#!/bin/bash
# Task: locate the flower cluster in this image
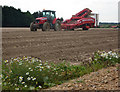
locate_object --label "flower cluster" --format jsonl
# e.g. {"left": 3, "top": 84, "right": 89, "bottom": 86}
{"left": 100, "top": 51, "right": 119, "bottom": 59}
{"left": 91, "top": 50, "right": 119, "bottom": 64}
{"left": 2, "top": 56, "right": 51, "bottom": 90}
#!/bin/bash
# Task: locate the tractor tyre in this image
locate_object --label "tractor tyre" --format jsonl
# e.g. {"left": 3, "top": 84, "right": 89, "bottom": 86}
{"left": 34, "top": 28, "right": 37, "bottom": 31}
{"left": 42, "top": 22, "right": 50, "bottom": 31}
{"left": 54, "top": 20, "right": 61, "bottom": 31}
{"left": 30, "top": 22, "right": 34, "bottom": 31}
{"left": 30, "top": 22, "right": 37, "bottom": 31}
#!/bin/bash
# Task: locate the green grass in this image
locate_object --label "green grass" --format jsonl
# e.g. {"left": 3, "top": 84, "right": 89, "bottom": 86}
{"left": 1, "top": 50, "right": 120, "bottom": 90}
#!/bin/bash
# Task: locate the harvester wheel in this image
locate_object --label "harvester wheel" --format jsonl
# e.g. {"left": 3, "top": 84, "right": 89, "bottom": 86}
{"left": 54, "top": 20, "right": 61, "bottom": 31}
{"left": 83, "top": 27, "right": 88, "bottom": 30}
{"left": 42, "top": 22, "right": 50, "bottom": 31}
{"left": 82, "top": 24, "right": 89, "bottom": 30}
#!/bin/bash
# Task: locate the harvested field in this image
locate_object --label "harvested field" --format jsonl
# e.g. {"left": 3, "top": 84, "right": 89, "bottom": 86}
{"left": 2, "top": 28, "right": 118, "bottom": 63}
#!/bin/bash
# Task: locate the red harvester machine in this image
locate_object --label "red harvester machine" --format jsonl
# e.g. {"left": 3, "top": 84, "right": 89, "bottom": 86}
{"left": 61, "top": 8, "right": 95, "bottom": 30}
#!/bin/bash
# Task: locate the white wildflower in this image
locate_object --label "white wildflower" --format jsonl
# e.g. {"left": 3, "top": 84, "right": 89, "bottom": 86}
{"left": 40, "top": 69, "right": 42, "bottom": 71}
{"left": 9, "top": 70, "right": 12, "bottom": 73}
{"left": 14, "top": 58, "right": 17, "bottom": 61}
{"left": 10, "top": 60, "right": 13, "bottom": 64}
{"left": 26, "top": 72, "right": 29, "bottom": 75}
{"left": 47, "top": 66, "right": 50, "bottom": 68}
{"left": 5, "top": 60, "right": 8, "bottom": 63}
{"left": 19, "top": 63, "right": 22, "bottom": 65}
{"left": 106, "top": 56, "right": 108, "bottom": 59}
{"left": 108, "top": 51, "right": 112, "bottom": 55}
{"left": 39, "top": 63, "right": 42, "bottom": 66}
{"left": 32, "top": 59, "right": 36, "bottom": 63}
{"left": 39, "top": 60, "right": 42, "bottom": 62}
{"left": 19, "top": 76, "right": 23, "bottom": 79}
{"left": 27, "top": 77, "right": 31, "bottom": 80}
{"left": 15, "top": 84, "right": 17, "bottom": 86}
{"left": 25, "top": 85, "right": 27, "bottom": 87}
{"left": 32, "top": 78, "right": 36, "bottom": 81}
{"left": 0, "top": 74, "right": 2, "bottom": 80}
{"left": 19, "top": 76, "right": 23, "bottom": 82}
{"left": 39, "top": 85, "right": 42, "bottom": 88}
{"left": 111, "top": 52, "right": 116, "bottom": 57}
{"left": 22, "top": 82, "right": 25, "bottom": 84}
{"left": 116, "top": 55, "right": 119, "bottom": 59}
{"left": 15, "top": 88, "right": 19, "bottom": 90}
{"left": 89, "top": 57, "right": 92, "bottom": 61}
{"left": 56, "top": 72, "right": 58, "bottom": 75}
{"left": 101, "top": 53, "right": 106, "bottom": 57}
{"left": 95, "top": 59, "right": 97, "bottom": 61}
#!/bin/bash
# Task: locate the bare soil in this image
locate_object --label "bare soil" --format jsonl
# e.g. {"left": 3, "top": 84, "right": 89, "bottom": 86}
{"left": 2, "top": 28, "right": 118, "bottom": 64}
{"left": 47, "top": 64, "right": 120, "bottom": 90}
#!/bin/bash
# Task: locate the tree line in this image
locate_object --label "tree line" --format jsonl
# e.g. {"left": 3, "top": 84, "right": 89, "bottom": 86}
{"left": 2, "top": 6, "right": 40, "bottom": 27}
{"left": 99, "top": 22, "right": 118, "bottom": 28}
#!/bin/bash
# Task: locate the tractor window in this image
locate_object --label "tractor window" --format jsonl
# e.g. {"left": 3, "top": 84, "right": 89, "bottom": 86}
{"left": 43, "top": 12, "right": 46, "bottom": 17}
{"left": 43, "top": 11, "right": 51, "bottom": 17}
{"left": 42, "top": 11, "right": 56, "bottom": 19}
{"left": 46, "top": 12, "right": 50, "bottom": 16}
{"left": 51, "top": 12, "right": 56, "bottom": 18}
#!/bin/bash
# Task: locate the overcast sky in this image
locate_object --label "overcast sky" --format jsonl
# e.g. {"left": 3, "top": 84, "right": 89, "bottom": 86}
{"left": 0, "top": 0, "right": 119, "bottom": 22}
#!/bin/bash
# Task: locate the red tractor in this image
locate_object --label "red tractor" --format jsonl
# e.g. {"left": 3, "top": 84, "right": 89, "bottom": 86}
{"left": 61, "top": 8, "right": 95, "bottom": 30}
{"left": 30, "top": 10, "right": 61, "bottom": 31}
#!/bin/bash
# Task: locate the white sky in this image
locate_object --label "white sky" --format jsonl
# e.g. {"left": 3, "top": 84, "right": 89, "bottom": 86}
{"left": 0, "top": 0, "right": 119, "bottom": 22}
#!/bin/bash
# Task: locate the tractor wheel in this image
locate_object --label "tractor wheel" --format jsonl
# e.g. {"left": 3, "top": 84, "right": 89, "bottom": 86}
{"left": 42, "top": 22, "right": 50, "bottom": 31}
{"left": 35, "top": 28, "right": 37, "bottom": 31}
{"left": 54, "top": 20, "right": 61, "bottom": 31}
{"left": 30, "top": 22, "right": 34, "bottom": 31}
{"left": 30, "top": 22, "right": 37, "bottom": 31}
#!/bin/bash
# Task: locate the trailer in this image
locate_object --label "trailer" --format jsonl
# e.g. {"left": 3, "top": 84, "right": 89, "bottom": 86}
{"left": 61, "top": 8, "right": 96, "bottom": 30}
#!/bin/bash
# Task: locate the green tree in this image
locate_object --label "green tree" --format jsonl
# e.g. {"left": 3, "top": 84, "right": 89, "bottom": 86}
{"left": 2, "top": 6, "right": 34, "bottom": 27}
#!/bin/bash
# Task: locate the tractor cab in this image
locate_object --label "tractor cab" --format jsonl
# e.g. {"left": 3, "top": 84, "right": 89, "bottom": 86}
{"left": 41, "top": 10, "right": 56, "bottom": 22}
{"left": 42, "top": 10, "right": 56, "bottom": 18}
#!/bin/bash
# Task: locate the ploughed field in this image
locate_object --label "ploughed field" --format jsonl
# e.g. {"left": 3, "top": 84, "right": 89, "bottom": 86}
{"left": 2, "top": 28, "right": 118, "bottom": 63}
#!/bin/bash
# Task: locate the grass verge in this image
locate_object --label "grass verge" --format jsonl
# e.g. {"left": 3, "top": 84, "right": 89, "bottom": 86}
{"left": 2, "top": 50, "right": 120, "bottom": 90}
